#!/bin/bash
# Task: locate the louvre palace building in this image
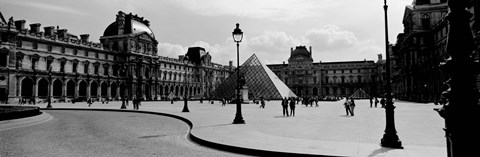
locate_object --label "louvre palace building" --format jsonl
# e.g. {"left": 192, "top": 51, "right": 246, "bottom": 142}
{"left": 267, "top": 46, "right": 383, "bottom": 99}
{"left": 0, "top": 11, "right": 233, "bottom": 104}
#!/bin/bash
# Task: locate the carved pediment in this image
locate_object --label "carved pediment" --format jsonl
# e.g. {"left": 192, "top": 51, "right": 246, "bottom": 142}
{"left": 133, "top": 32, "right": 156, "bottom": 43}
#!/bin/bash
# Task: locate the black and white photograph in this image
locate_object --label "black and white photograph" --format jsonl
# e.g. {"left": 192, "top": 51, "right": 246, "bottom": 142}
{"left": 1, "top": 0, "right": 478, "bottom": 156}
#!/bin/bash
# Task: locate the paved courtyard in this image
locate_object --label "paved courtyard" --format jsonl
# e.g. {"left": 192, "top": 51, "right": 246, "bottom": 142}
{"left": 4, "top": 99, "right": 446, "bottom": 157}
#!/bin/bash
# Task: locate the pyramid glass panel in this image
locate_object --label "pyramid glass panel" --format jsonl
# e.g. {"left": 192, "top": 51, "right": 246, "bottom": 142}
{"left": 211, "top": 54, "right": 297, "bottom": 100}
{"left": 349, "top": 88, "right": 371, "bottom": 99}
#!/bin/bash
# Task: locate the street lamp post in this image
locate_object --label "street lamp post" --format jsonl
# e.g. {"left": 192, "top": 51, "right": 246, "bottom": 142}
{"left": 232, "top": 23, "right": 245, "bottom": 124}
{"left": 46, "top": 67, "right": 52, "bottom": 108}
{"left": 182, "top": 56, "right": 190, "bottom": 112}
{"left": 380, "top": 0, "right": 402, "bottom": 149}
{"left": 436, "top": 1, "right": 480, "bottom": 156}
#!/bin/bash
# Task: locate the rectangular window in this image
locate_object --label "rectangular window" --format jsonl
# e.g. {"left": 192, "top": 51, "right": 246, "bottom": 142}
{"left": 46, "top": 60, "right": 52, "bottom": 71}
{"left": 61, "top": 47, "right": 65, "bottom": 53}
{"left": 84, "top": 64, "right": 88, "bottom": 74}
{"left": 95, "top": 52, "right": 99, "bottom": 58}
{"left": 0, "top": 54, "right": 7, "bottom": 67}
{"left": 60, "top": 62, "right": 65, "bottom": 73}
{"left": 103, "top": 65, "right": 109, "bottom": 75}
{"left": 113, "top": 66, "right": 118, "bottom": 76}
{"left": 31, "top": 58, "right": 37, "bottom": 70}
{"left": 73, "top": 62, "right": 78, "bottom": 73}
{"left": 47, "top": 45, "right": 52, "bottom": 52}
{"left": 73, "top": 49, "right": 77, "bottom": 55}
{"left": 33, "top": 42, "right": 38, "bottom": 49}
{"left": 94, "top": 66, "right": 99, "bottom": 74}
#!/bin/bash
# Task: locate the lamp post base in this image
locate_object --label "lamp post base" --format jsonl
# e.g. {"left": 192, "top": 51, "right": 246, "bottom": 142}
{"left": 381, "top": 133, "right": 403, "bottom": 149}
{"left": 182, "top": 99, "right": 189, "bottom": 112}
{"left": 232, "top": 117, "right": 245, "bottom": 124}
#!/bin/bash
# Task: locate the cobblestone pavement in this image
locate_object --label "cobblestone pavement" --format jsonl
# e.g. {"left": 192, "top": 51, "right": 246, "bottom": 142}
{"left": 4, "top": 99, "right": 446, "bottom": 157}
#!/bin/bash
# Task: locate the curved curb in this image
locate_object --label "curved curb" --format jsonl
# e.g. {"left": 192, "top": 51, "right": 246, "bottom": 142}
{"left": 41, "top": 108, "right": 341, "bottom": 157}
{"left": 0, "top": 111, "right": 53, "bottom": 131}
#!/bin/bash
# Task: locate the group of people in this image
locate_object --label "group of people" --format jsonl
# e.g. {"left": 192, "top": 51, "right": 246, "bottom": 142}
{"left": 369, "top": 97, "right": 386, "bottom": 108}
{"left": 281, "top": 97, "right": 296, "bottom": 117}
{"left": 120, "top": 97, "right": 141, "bottom": 110}
{"left": 343, "top": 97, "right": 356, "bottom": 116}
{"left": 18, "top": 97, "right": 36, "bottom": 105}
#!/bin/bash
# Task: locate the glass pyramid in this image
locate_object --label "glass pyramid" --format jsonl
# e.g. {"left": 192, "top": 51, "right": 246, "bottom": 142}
{"left": 211, "top": 54, "right": 297, "bottom": 100}
{"left": 349, "top": 88, "right": 371, "bottom": 99}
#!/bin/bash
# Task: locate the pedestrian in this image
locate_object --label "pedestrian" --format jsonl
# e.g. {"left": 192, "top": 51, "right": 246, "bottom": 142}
{"left": 315, "top": 97, "right": 319, "bottom": 107}
{"left": 282, "top": 97, "right": 289, "bottom": 116}
{"left": 344, "top": 97, "right": 352, "bottom": 116}
{"left": 222, "top": 98, "right": 226, "bottom": 106}
{"left": 132, "top": 97, "right": 137, "bottom": 110}
{"left": 18, "top": 97, "right": 23, "bottom": 105}
{"left": 137, "top": 98, "right": 141, "bottom": 110}
{"left": 374, "top": 97, "right": 379, "bottom": 107}
{"left": 350, "top": 98, "right": 356, "bottom": 116}
{"left": 289, "top": 97, "right": 296, "bottom": 117}
{"left": 87, "top": 97, "right": 92, "bottom": 107}
{"left": 370, "top": 97, "right": 373, "bottom": 108}
{"left": 260, "top": 97, "right": 265, "bottom": 108}
{"left": 200, "top": 97, "right": 203, "bottom": 103}
{"left": 380, "top": 98, "right": 386, "bottom": 108}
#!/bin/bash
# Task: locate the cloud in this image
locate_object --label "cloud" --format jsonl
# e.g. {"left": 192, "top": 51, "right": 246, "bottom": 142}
{"left": 304, "top": 25, "right": 358, "bottom": 51}
{"left": 170, "top": 0, "right": 339, "bottom": 21}
{"left": 247, "top": 31, "right": 299, "bottom": 53}
{"left": 2, "top": 1, "right": 88, "bottom": 16}
{"left": 157, "top": 43, "right": 186, "bottom": 58}
{"left": 158, "top": 25, "right": 381, "bottom": 65}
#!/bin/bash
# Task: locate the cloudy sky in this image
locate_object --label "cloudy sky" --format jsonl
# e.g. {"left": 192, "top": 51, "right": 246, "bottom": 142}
{"left": 1, "top": 0, "right": 412, "bottom": 65}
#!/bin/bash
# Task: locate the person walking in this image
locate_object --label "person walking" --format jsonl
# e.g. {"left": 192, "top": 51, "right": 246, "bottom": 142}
{"left": 343, "top": 97, "right": 352, "bottom": 116}
{"left": 87, "top": 97, "right": 93, "bottom": 107}
{"left": 369, "top": 97, "right": 373, "bottom": 108}
{"left": 282, "top": 97, "right": 289, "bottom": 116}
{"left": 136, "top": 98, "right": 141, "bottom": 110}
{"left": 222, "top": 98, "right": 226, "bottom": 106}
{"left": 374, "top": 97, "right": 379, "bottom": 108}
{"left": 260, "top": 97, "right": 265, "bottom": 108}
{"left": 350, "top": 98, "right": 356, "bottom": 116}
{"left": 289, "top": 97, "right": 296, "bottom": 117}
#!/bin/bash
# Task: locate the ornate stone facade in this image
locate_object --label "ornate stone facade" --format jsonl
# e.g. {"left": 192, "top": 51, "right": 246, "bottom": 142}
{"left": 392, "top": 0, "right": 479, "bottom": 102}
{"left": 0, "top": 11, "right": 232, "bottom": 104}
{"left": 267, "top": 46, "right": 381, "bottom": 98}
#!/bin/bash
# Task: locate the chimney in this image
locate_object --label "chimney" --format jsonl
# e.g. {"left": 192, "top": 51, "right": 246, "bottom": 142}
{"left": 14, "top": 20, "right": 26, "bottom": 30}
{"left": 29, "top": 23, "right": 41, "bottom": 33}
{"left": 57, "top": 29, "right": 68, "bottom": 39}
{"left": 80, "top": 34, "right": 90, "bottom": 42}
{"left": 229, "top": 61, "right": 233, "bottom": 70}
{"left": 44, "top": 26, "right": 55, "bottom": 36}
{"left": 378, "top": 54, "right": 383, "bottom": 61}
